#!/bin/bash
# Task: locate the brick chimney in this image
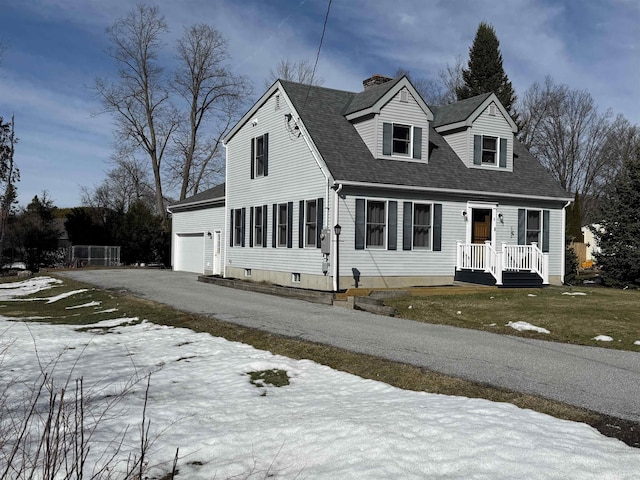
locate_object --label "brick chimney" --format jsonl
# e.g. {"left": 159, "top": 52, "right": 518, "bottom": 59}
{"left": 363, "top": 74, "right": 393, "bottom": 90}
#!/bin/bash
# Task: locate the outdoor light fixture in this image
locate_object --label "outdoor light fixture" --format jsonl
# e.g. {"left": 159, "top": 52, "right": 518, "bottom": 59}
{"left": 334, "top": 224, "right": 342, "bottom": 236}
{"left": 207, "top": 231, "right": 212, "bottom": 238}
{"left": 498, "top": 213, "right": 504, "bottom": 223}
{"left": 461, "top": 211, "right": 468, "bottom": 220}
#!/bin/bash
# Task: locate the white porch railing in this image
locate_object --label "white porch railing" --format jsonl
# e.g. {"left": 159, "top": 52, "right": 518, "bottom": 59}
{"left": 456, "top": 241, "right": 549, "bottom": 285}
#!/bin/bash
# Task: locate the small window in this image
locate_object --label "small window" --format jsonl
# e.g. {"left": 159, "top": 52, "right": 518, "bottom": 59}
{"left": 292, "top": 272, "right": 301, "bottom": 283}
{"left": 278, "top": 203, "right": 288, "bottom": 247}
{"left": 305, "top": 200, "right": 317, "bottom": 247}
{"left": 392, "top": 124, "right": 411, "bottom": 156}
{"left": 233, "top": 209, "right": 243, "bottom": 246}
{"left": 254, "top": 135, "right": 265, "bottom": 176}
{"left": 400, "top": 89, "right": 409, "bottom": 103}
{"left": 275, "top": 94, "right": 280, "bottom": 110}
{"left": 489, "top": 104, "right": 497, "bottom": 116}
{"left": 244, "top": 268, "right": 252, "bottom": 277}
{"left": 254, "top": 206, "right": 263, "bottom": 247}
{"left": 526, "top": 210, "right": 541, "bottom": 245}
{"left": 482, "top": 136, "right": 497, "bottom": 164}
{"left": 366, "top": 200, "right": 386, "bottom": 248}
{"left": 413, "top": 203, "right": 432, "bottom": 249}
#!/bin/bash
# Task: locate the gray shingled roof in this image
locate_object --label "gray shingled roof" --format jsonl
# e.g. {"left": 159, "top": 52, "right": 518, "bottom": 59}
{"left": 431, "top": 93, "right": 492, "bottom": 128}
{"left": 169, "top": 183, "right": 225, "bottom": 209}
{"left": 280, "top": 81, "right": 569, "bottom": 200}
{"left": 342, "top": 76, "right": 403, "bottom": 115}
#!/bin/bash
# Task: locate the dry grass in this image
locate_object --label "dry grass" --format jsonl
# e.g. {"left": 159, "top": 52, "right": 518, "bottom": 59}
{"left": 1, "top": 274, "right": 638, "bottom": 448}
{"left": 384, "top": 286, "right": 640, "bottom": 351}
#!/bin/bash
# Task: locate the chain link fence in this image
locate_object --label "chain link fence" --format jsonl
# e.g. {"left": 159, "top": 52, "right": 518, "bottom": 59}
{"left": 68, "top": 245, "right": 121, "bottom": 267}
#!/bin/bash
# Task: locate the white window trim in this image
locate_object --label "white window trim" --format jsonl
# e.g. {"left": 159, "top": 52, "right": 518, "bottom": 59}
{"left": 253, "top": 134, "right": 265, "bottom": 177}
{"left": 304, "top": 199, "right": 317, "bottom": 248}
{"left": 412, "top": 202, "right": 433, "bottom": 250}
{"left": 233, "top": 209, "right": 243, "bottom": 247}
{"left": 253, "top": 206, "right": 263, "bottom": 247}
{"left": 366, "top": 199, "right": 387, "bottom": 249}
{"left": 391, "top": 123, "right": 413, "bottom": 158}
{"left": 526, "top": 209, "right": 543, "bottom": 246}
{"left": 481, "top": 135, "right": 498, "bottom": 165}
{"left": 277, "top": 203, "right": 288, "bottom": 248}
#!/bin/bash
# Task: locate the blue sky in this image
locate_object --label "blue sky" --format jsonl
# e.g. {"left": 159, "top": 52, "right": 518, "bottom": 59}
{"left": 1, "top": 0, "right": 638, "bottom": 208}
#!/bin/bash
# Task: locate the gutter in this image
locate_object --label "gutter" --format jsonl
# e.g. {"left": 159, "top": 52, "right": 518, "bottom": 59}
{"left": 332, "top": 183, "right": 343, "bottom": 292}
{"left": 560, "top": 199, "right": 572, "bottom": 283}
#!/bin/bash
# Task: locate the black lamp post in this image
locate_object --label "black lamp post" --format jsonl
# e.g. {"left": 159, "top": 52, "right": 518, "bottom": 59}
{"left": 334, "top": 224, "right": 341, "bottom": 292}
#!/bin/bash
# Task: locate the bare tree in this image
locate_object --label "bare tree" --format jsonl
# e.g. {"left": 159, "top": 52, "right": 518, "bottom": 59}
{"left": 264, "top": 58, "right": 324, "bottom": 89}
{"left": 172, "top": 24, "right": 252, "bottom": 200}
{"left": 517, "top": 76, "right": 617, "bottom": 218}
{"left": 0, "top": 115, "right": 18, "bottom": 263}
{"left": 82, "top": 150, "right": 155, "bottom": 212}
{"left": 395, "top": 57, "right": 463, "bottom": 106}
{"left": 94, "top": 4, "right": 178, "bottom": 223}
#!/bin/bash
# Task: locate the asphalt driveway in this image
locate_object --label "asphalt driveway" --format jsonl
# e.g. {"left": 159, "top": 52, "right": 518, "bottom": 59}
{"left": 57, "top": 269, "right": 640, "bottom": 423}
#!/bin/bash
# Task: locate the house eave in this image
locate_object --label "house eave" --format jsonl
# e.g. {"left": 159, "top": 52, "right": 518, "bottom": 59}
{"left": 167, "top": 197, "right": 225, "bottom": 213}
{"left": 333, "top": 180, "right": 573, "bottom": 203}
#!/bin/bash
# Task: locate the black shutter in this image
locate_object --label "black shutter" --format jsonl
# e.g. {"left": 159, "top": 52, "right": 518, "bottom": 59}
{"left": 299, "top": 200, "right": 304, "bottom": 248}
{"left": 241, "top": 207, "right": 246, "bottom": 247}
{"left": 518, "top": 209, "right": 526, "bottom": 245}
{"left": 249, "top": 207, "right": 254, "bottom": 247}
{"left": 316, "top": 197, "right": 324, "bottom": 248}
{"left": 388, "top": 201, "right": 397, "bottom": 250}
{"left": 250, "top": 138, "right": 255, "bottom": 179}
{"left": 355, "top": 199, "right": 365, "bottom": 250}
{"left": 542, "top": 210, "right": 550, "bottom": 253}
{"left": 287, "top": 201, "right": 293, "bottom": 248}
{"left": 499, "top": 137, "right": 507, "bottom": 168}
{"left": 413, "top": 127, "right": 422, "bottom": 160}
{"left": 433, "top": 203, "right": 442, "bottom": 251}
{"left": 229, "top": 209, "right": 234, "bottom": 247}
{"left": 473, "top": 135, "right": 482, "bottom": 165}
{"left": 262, "top": 205, "right": 268, "bottom": 248}
{"left": 403, "top": 202, "right": 412, "bottom": 250}
{"left": 263, "top": 133, "right": 269, "bottom": 176}
{"left": 383, "top": 123, "right": 392, "bottom": 156}
{"left": 272, "top": 204, "right": 277, "bottom": 247}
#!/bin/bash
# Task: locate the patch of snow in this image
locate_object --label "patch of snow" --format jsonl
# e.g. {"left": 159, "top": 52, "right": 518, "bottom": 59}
{"left": 45, "top": 289, "right": 89, "bottom": 304}
{"left": 66, "top": 301, "right": 101, "bottom": 310}
{"left": 506, "top": 321, "right": 550, "bottom": 334}
{"left": 562, "top": 292, "right": 587, "bottom": 296}
{"left": 94, "top": 308, "right": 119, "bottom": 314}
{"left": 0, "top": 276, "right": 62, "bottom": 298}
{"left": 634, "top": 341, "right": 640, "bottom": 346}
{"left": 593, "top": 335, "right": 614, "bottom": 342}
{"left": 456, "top": 310, "right": 462, "bottom": 315}
{"left": 527, "top": 294, "right": 537, "bottom": 297}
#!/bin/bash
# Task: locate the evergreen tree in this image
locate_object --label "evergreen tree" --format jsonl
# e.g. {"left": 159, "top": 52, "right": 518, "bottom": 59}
{"left": 457, "top": 22, "right": 517, "bottom": 115}
{"left": 14, "top": 193, "right": 61, "bottom": 270}
{"left": 592, "top": 146, "right": 640, "bottom": 287}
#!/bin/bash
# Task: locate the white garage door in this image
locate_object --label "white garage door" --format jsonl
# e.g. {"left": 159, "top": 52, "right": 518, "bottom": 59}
{"left": 175, "top": 233, "right": 204, "bottom": 273}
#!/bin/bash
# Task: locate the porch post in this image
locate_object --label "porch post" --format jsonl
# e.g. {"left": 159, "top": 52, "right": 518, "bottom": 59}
{"left": 456, "top": 240, "right": 462, "bottom": 271}
{"left": 484, "top": 240, "right": 491, "bottom": 273}
{"left": 542, "top": 254, "right": 549, "bottom": 284}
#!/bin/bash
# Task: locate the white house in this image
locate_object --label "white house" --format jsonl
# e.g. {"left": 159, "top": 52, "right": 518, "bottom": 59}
{"left": 168, "top": 75, "right": 572, "bottom": 290}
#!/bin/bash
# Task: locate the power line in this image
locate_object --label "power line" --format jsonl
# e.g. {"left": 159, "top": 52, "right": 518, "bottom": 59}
{"left": 300, "top": 0, "right": 332, "bottom": 115}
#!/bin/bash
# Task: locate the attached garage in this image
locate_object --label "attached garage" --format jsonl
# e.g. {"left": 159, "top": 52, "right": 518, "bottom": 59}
{"left": 168, "top": 184, "right": 226, "bottom": 276}
{"left": 174, "top": 233, "right": 205, "bottom": 273}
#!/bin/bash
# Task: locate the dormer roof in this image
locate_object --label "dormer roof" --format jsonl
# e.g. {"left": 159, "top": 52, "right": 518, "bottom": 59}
{"left": 432, "top": 92, "right": 517, "bottom": 134}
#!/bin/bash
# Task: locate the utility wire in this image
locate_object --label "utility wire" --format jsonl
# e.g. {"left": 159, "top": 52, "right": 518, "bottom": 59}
{"left": 300, "top": 0, "right": 332, "bottom": 116}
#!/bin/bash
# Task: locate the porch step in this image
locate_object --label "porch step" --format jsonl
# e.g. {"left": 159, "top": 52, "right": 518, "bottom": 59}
{"left": 454, "top": 270, "right": 496, "bottom": 286}
{"left": 500, "top": 271, "right": 544, "bottom": 288}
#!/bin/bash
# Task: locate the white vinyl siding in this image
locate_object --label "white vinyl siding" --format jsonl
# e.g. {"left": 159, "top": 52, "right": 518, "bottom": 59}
{"left": 469, "top": 104, "right": 513, "bottom": 171}
{"left": 378, "top": 89, "right": 429, "bottom": 160}
{"left": 352, "top": 116, "right": 376, "bottom": 156}
{"left": 171, "top": 205, "right": 225, "bottom": 275}
{"left": 225, "top": 90, "right": 329, "bottom": 276}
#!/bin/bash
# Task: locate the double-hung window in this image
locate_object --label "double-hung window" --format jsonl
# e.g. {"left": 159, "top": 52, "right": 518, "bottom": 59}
{"left": 366, "top": 200, "right": 386, "bottom": 248}
{"left": 482, "top": 136, "right": 497, "bottom": 164}
{"left": 392, "top": 124, "right": 411, "bottom": 156}
{"left": 305, "top": 200, "right": 317, "bottom": 247}
{"left": 233, "top": 209, "right": 243, "bottom": 246}
{"left": 253, "top": 206, "right": 263, "bottom": 247}
{"left": 251, "top": 133, "right": 268, "bottom": 178}
{"left": 277, "top": 203, "right": 288, "bottom": 247}
{"left": 413, "top": 203, "right": 432, "bottom": 249}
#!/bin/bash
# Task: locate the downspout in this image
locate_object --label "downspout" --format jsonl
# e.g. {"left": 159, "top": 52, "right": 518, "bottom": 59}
{"left": 560, "top": 200, "right": 572, "bottom": 284}
{"left": 332, "top": 183, "right": 343, "bottom": 292}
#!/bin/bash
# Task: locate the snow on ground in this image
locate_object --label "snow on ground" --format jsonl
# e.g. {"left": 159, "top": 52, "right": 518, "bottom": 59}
{"left": 0, "top": 276, "right": 61, "bottom": 298}
{"left": 506, "top": 321, "right": 550, "bottom": 334}
{"left": 594, "top": 335, "right": 614, "bottom": 342}
{"left": 562, "top": 292, "right": 588, "bottom": 296}
{"left": 66, "top": 300, "right": 102, "bottom": 310}
{"left": 635, "top": 341, "right": 640, "bottom": 346}
{"left": 1, "top": 278, "right": 639, "bottom": 479}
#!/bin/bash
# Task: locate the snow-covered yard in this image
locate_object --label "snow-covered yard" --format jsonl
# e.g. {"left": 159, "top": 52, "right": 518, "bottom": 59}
{"left": 1, "top": 277, "right": 639, "bottom": 479}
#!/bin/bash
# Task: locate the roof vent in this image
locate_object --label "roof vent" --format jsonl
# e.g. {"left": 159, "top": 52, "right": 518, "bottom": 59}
{"left": 363, "top": 74, "right": 393, "bottom": 90}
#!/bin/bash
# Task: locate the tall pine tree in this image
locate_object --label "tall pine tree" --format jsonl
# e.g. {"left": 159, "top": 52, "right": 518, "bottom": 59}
{"left": 457, "top": 22, "right": 517, "bottom": 115}
{"left": 592, "top": 145, "right": 640, "bottom": 288}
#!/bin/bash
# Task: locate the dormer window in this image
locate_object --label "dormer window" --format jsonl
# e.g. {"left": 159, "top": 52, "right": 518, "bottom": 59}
{"left": 482, "top": 136, "right": 497, "bottom": 164}
{"left": 382, "top": 122, "right": 423, "bottom": 160}
{"left": 393, "top": 124, "right": 411, "bottom": 156}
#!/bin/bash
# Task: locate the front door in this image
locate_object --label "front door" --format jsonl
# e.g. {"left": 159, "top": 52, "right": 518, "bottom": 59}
{"left": 213, "top": 231, "right": 222, "bottom": 276}
{"left": 471, "top": 208, "right": 492, "bottom": 244}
